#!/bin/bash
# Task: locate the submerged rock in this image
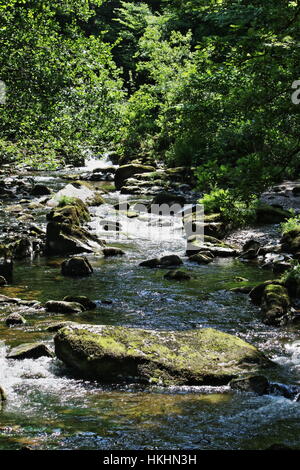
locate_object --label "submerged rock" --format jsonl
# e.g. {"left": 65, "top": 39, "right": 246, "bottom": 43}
{"left": 45, "top": 300, "right": 84, "bottom": 314}
{"left": 5, "top": 313, "right": 26, "bottom": 326}
{"left": 7, "top": 343, "right": 53, "bottom": 360}
{"left": 164, "top": 270, "right": 191, "bottom": 281}
{"left": 139, "top": 255, "right": 183, "bottom": 268}
{"left": 54, "top": 325, "right": 270, "bottom": 385}
{"left": 61, "top": 257, "right": 93, "bottom": 277}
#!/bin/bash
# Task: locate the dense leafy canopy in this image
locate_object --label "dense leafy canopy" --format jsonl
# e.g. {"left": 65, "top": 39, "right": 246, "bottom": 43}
{"left": 0, "top": 0, "right": 299, "bottom": 204}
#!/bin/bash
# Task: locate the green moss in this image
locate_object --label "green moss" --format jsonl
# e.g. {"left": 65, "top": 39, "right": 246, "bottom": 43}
{"left": 55, "top": 325, "right": 271, "bottom": 386}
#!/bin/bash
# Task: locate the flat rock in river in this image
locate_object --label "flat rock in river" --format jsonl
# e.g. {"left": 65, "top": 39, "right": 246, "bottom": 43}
{"left": 54, "top": 325, "right": 271, "bottom": 386}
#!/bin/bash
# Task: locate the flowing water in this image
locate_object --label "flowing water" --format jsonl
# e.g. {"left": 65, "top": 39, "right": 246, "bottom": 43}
{"left": 0, "top": 158, "right": 299, "bottom": 450}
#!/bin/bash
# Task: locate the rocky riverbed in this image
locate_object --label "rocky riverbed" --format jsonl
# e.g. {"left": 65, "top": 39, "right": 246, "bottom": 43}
{"left": 0, "top": 156, "right": 300, "bottom": 450}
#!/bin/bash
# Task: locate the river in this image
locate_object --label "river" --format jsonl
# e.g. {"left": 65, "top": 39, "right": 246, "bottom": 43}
{"left": 0, "top": 158, "right": 299, "bottom": 450}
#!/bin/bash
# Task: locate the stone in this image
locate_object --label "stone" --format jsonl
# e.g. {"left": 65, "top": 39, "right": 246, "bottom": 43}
{"left": 61, "top": 257, "right": 93, "bottom": 277}
{"left": 229, "top": 375, "right": 269, "bottom": 395}
{"left": 164, "top": 270, "right": 191, "bottom": 281}
{"left": 54, "top": 325, "right": 270, "bottom": 385}
{"left": 31, "top": 184, "right": 52, "bottom": 196}
{"left": 261, "top": 284, "right": 290, "bottom": 325}
{"left": 0, "top": 276, "right": 7, "bottom": 286}
{"left": 115, "top": 164, "right": 156, "bottom": 190}
{"left": 45, "top": 222, "right": 104, "bottom": 255}
{"left": 45, "top": 300, "right": 84, "bottom": 314}
{"left": 63, "top": 296, "right": 97, "bottom": 311}
{"left": 139, "top": 258, "right": 160, "bottom": 268}
{"left": 47, "top": 198, "right": 90, "bottom": 226}
{"left": 159, "top": 255, "right": 183, "bottom": 267}
{"left": 188, "top": 253, "right": 213, "bottom": 264}
{"left": 7, "top": 343, "right": 53, "bottom": 360}
{"left": 5, "top": 313, "right": 26, "bottom": 326}
{"left": 249, "top": 280, "right": 283, "bottom": 305}
{"left": 48, "top": 182, "right": 104, "bottom": 208}
{"left": 102, "top": 248, "right": 125, "bottom": 257}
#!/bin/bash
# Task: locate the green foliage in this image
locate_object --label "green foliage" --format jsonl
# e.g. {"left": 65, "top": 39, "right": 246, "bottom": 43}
{"left": 57, "top": 196, "right": 78, "bottom": 208}
{"left": 281, "top": 216, "right": 300, "bottom": 234}
{"left": 281, "top": 262, "right": 300, "bottom": 284}
{"left": 199, "top": 188, "right": 258, "bottom": 227}
{"left": 0, "top": 0, "right": 124, "bottom": 167}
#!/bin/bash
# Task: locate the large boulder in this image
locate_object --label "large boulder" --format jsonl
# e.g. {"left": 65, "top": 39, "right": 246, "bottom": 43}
{"left": 54, "top": 325, "right": 271, "bottom": 385}
{"left": 47, "top": 198, "right": 90, "bottom": 226}
{"left": 48, "top": 182, "right": 105, "bottom": 208}
{"left": 45, "top": 222, "right": 104, "bottom": 255}
{"left": 114, "top": 164, "right": 155, "bottom": 190}
{"left": 61, "top": 257, "right": 93, "bottom": 277}
{"left": 6, "top": 343, "right": 53, "bottom": 360}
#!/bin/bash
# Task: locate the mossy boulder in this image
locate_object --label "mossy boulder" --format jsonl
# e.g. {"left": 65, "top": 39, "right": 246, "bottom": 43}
{"left": 47, "top": 198, "right": 90, "bottom": 226}
{"left": 255, "top": 204, "right": 290, "bottom": 224}
{"left": 54, "top": 325, "right": 271, "bottom": 385}
{"left": 6, "top": 343, "right": 53, "bottom": 360}
{"left": 45, "top": 222, "right": 104, "bottom": 255}
{"left": 114, "top": 164, "right": 156, "bottom": 190}
{"left": 261, "top": 284, "right": 290, "bottom": 325}
{"left": 281, "top": 228, "right": 300, "bottom": 253}
{"left": 249, "top": 280, "right": 283, "bottom": 305}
